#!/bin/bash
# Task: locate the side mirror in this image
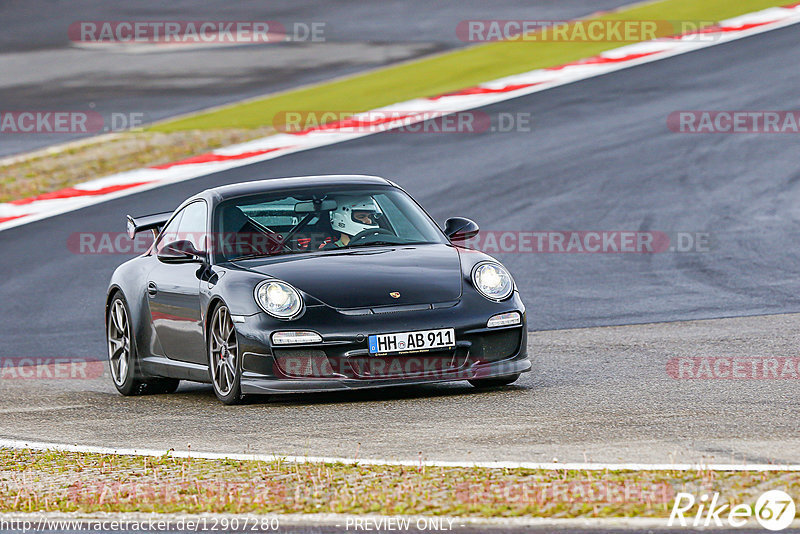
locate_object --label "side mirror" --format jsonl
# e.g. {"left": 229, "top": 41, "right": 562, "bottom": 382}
{"left": 157, "top": 240, "right": 204, "bottom": 263}
{"left": 444, "top": 217, "right": 480, "bottom": 242}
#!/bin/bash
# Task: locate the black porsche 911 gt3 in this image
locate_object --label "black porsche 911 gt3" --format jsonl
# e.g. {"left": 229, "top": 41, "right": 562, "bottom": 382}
{"left": 106, "top": 175, "right": 529, "bottom": 404}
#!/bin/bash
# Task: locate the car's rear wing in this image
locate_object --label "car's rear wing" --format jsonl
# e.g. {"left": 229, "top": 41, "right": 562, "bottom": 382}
{"left": 126, "top": 212, "right": 172, "bottom": 239}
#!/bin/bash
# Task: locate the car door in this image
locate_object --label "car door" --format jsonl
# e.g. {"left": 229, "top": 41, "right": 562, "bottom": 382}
{"left": 148, "top": 201, "right": 209, "bottom": 364}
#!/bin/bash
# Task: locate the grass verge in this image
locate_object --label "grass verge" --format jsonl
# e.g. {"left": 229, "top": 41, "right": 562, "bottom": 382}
{"left": 0, "top": 0, "right": 790, "bottom": 202}
{"left": 1, "top": 448, "right": 798, "bottom": 517}
{"left": 0, "top": 128, "right": 273, "bottom": 203}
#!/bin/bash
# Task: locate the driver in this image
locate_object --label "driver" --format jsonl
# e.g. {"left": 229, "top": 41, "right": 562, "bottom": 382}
{"left": 320, "top": 195, "right": 383, "bottom": 249}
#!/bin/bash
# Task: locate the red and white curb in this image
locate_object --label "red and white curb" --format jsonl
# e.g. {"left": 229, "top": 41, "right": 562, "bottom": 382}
{"left": 2, "top": 3, "right": 799, "bottom": 232}
{"left": 2, "top": 438, "right": 800, "bottom": 471}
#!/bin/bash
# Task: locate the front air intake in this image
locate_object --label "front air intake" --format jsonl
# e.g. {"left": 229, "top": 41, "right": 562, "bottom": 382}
{"left": 273, "top": 349, "right": 335, "bottom": 378}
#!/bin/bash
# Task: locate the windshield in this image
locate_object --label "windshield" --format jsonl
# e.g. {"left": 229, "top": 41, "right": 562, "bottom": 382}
{"left": 212, "top": 186, "right": 447, "bottom": 261}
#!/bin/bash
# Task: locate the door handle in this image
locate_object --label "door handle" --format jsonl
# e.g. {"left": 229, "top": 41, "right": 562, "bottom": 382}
{"left": 147, "top": 281, "right": 158, "bottom": 297}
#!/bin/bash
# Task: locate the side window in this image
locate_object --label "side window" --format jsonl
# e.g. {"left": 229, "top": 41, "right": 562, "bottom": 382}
{"left": 155, "top": 209, "right": 184, "bottom": 254}
{"left": 177, "top": 201, "right": 208, "bottom": 253}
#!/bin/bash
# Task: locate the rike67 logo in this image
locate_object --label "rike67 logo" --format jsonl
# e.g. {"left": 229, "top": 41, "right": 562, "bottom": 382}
{"left": 669, "top": 490, "right": 796, "bottom": 531}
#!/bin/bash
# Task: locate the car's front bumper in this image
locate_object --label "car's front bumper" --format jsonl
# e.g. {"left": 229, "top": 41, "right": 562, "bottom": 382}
{"left": 240, "top": 357, "right": 530, "bottom": 394}
{"left": 233, "top": 292, "right": 529, "bottom": 394}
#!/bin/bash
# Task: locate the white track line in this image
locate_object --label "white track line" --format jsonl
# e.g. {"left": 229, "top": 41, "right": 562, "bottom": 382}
{"left": 1, "top": 438, "right": 798, "bottom": 471}
{"left": 2, "top": 4, "right": 800, "bottom": 232}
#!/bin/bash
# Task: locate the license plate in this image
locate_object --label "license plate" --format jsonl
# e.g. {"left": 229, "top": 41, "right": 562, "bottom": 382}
{"left": 368, "top": 328, "right": 455, "bottom": 355}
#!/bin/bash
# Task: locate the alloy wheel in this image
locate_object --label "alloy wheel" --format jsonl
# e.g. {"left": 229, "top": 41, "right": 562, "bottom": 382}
{"left": 210, "top": 305, "right": 238, "bottom": 397}
{"left": 107, "top": 299, "right": 131, "bottom": 386}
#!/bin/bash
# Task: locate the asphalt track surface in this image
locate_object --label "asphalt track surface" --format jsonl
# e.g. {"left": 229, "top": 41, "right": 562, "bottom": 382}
{"left": 0, "top": 0, "right": 635, "bottom": 156}
{"left": 1, "top": 26, "right": 799, "bottom": 463}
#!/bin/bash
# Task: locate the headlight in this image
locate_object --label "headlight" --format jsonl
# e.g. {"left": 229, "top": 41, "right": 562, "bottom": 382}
{"left": 472, "top": 262, "right": 514, "bottom": 301}
{"left": 255, "top": 280, "right": 303, "bottom": 319}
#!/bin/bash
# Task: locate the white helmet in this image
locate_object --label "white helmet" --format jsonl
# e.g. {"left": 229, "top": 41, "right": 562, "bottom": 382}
{"left": 329, "top": 195, "right": 382, "bottom": 237}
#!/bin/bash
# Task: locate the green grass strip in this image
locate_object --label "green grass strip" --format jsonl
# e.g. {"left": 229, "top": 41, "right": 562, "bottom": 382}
{"left": 2, "top": 448, "right": 797, "bottom": 517}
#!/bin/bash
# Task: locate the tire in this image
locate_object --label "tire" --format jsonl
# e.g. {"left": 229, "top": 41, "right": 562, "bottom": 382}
{"left": 107, "top": 293, "right": 180, "bottom": 396}
{"left": 468, "top": 373, "right": 521, "bottom": 388}
{"left": 107, "top": 293, "right": 147, "bottom": 395}
{"left": 208, "top": 304, "right": 244, "bottom": 405}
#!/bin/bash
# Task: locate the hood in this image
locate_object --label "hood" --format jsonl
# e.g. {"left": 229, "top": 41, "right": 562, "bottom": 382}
{"left": 236, "top": 244, "right": 462, "bottom": 309}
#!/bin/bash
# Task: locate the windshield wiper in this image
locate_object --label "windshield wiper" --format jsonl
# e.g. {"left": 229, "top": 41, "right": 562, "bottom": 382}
{"left": 228, "top": 252, "right": 272, "bottom": 261}
{"left": 344, "top": 240, "right": 405, "bottom": 249}
{"left": 231, "top": 248, "right": 314, "bottom": 261}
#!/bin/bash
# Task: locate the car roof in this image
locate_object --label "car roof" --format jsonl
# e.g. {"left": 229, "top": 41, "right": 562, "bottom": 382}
{"left": 194, "top": 174, "right": 394, "bottom": 203}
